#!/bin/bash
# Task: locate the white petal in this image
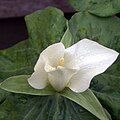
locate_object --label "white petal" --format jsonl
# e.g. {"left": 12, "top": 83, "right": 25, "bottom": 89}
{"left": 46, "top": 65, "right": 77, "bottom": 91}
{"left": 28, "top": 61, "right": 48, "bottom": 89}
{"left": 65, "top": 38, "right": 119, "bottom": 69}
{"left": 64, "top": 51, "right": 78, "bottom": 69}
{"left": 44, "top": 63, "right": 56, "bottom": 72}
{"left": 34, "top": 56, "right": 45, "bottom": 71}
{"left": 68, "top": 71, "right": 92, "bottom": 93}
{"left": 35, "top": 42, "right": 65, "bottom": 71}
{"left": 67, "top": 38, "right": 119, "bottom": 92}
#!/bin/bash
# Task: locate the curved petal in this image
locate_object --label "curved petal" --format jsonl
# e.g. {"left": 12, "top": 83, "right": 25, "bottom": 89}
{"left": 35, "top": 42, "right": 65, "bottom": 70}
{"left": 67, "top": 38, "right": 119, "bottom": 93}
{"left": 64, "top": 38, "right": 119, "bottom": 70}
{"left": 44, "top": 63, "right": 56, "bottom": 72}
{"left": 34, "top": 56, "right": 45, "bottom": 71}
{"left": 64, "top": 52, "right": 79, "bottom": 69}
{"left": 46, "top": 65, "right": 77, "bottom": 91}
{"left": 68, "top": 71, "right": 94, "bottom": 93}
{"left": 28, "top": 61, "right": 48, "bottom": 89}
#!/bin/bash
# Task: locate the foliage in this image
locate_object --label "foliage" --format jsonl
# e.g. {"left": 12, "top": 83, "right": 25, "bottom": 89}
{"left": 0, "top": 6, "right": 120, "bottom": 120}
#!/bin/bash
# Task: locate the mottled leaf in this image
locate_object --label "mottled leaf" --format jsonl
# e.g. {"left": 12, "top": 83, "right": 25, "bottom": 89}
{"left": 61, "top": 88, "right": 110, "bottom": 120}
{"left": 0, "top": 75, "right": 55, "bottom": 96}
{"left": 25, "top": 7, "right": 67, "bottom": 52}
{"left": 69, "top": 0, "right": 120, "bottom": 17}
{"left": 0, "top": 94, "right": 99, "bottom": 120}
{"left": 91, "top": 74, "right": 120, "bottom": 120}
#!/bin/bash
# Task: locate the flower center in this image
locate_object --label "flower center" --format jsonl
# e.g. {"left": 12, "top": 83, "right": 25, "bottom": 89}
{"left": 58, "top": 58, "right": 64, "bottom": 66}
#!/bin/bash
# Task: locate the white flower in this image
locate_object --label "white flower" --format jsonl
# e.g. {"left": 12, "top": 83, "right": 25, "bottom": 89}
{"left": 28, "top": 38, "right": 119, "bottom": 93}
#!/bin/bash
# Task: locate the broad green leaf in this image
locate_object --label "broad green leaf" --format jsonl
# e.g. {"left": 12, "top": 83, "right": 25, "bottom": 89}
{"left": 61, "top": 88, "right": 110, "bottom": 120}
{"left": 69, "top": 0, "right": 120, "bottom": 17}
{"left": 0, "top": 75, "right": 55, "bottom": 96}
{"left": 68, "top": 12, "right": 120, "bottom": 77}
{"left": 91, "top": 74, "right": 120, "bottom": 120}
{"left": 0, "top": 94, "right": 99, "bottom": 120}
{"left": 0, "top": 41, "right": 37, "bottom": 82}
{"left": 25, "top": 7, "right": 66, "bottom": 52}
{"left": 0, "top": 89, "right": 9, "bottom": 104}
{"left": 0, "top": 41, "right": 37, "bottom": 104}
{"left": 0, "top": 75, "right": 110, "bottom": 119}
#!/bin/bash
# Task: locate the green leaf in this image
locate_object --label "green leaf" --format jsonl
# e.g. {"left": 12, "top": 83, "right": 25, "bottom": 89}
{"left": 0, "top": 41, "right": 37, "bottom": 82}
{"left": 61, "top": 21, "right": 74, "bottom": 48}
{"left": 61, "top": 88, "right": 110, "bottom": 120}
{"left": 0, "top": 94, "right": 99, "bottom": 120}
{"left": 0, "top": 75, "right": 55, "bottom": 96}
{"left": 0, "top": 41, "right": 37, "bottom": 104}
{"left": 0, "top": 89, "right": 9, "bottom": 104}
{"left": 69, "top": 0, "right": 120, "bottom": 17}
{"left": 0, "top": 75, "right": 110, "bottom": 119}
{"left": 25, "top": 7, "right": 67, "bottom": 52}
{"left": 91, "top": 74, "right": 120, "bottom": 120}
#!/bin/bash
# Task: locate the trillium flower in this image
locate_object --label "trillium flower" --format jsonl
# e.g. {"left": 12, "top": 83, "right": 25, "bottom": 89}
{"left": 28, "top": 39, "right": 119, "bottom": 93}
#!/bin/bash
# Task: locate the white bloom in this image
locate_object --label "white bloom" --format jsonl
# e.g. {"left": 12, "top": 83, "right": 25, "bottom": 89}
{"left": 28, "top": 38, "right": 119, "bottom": 93}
